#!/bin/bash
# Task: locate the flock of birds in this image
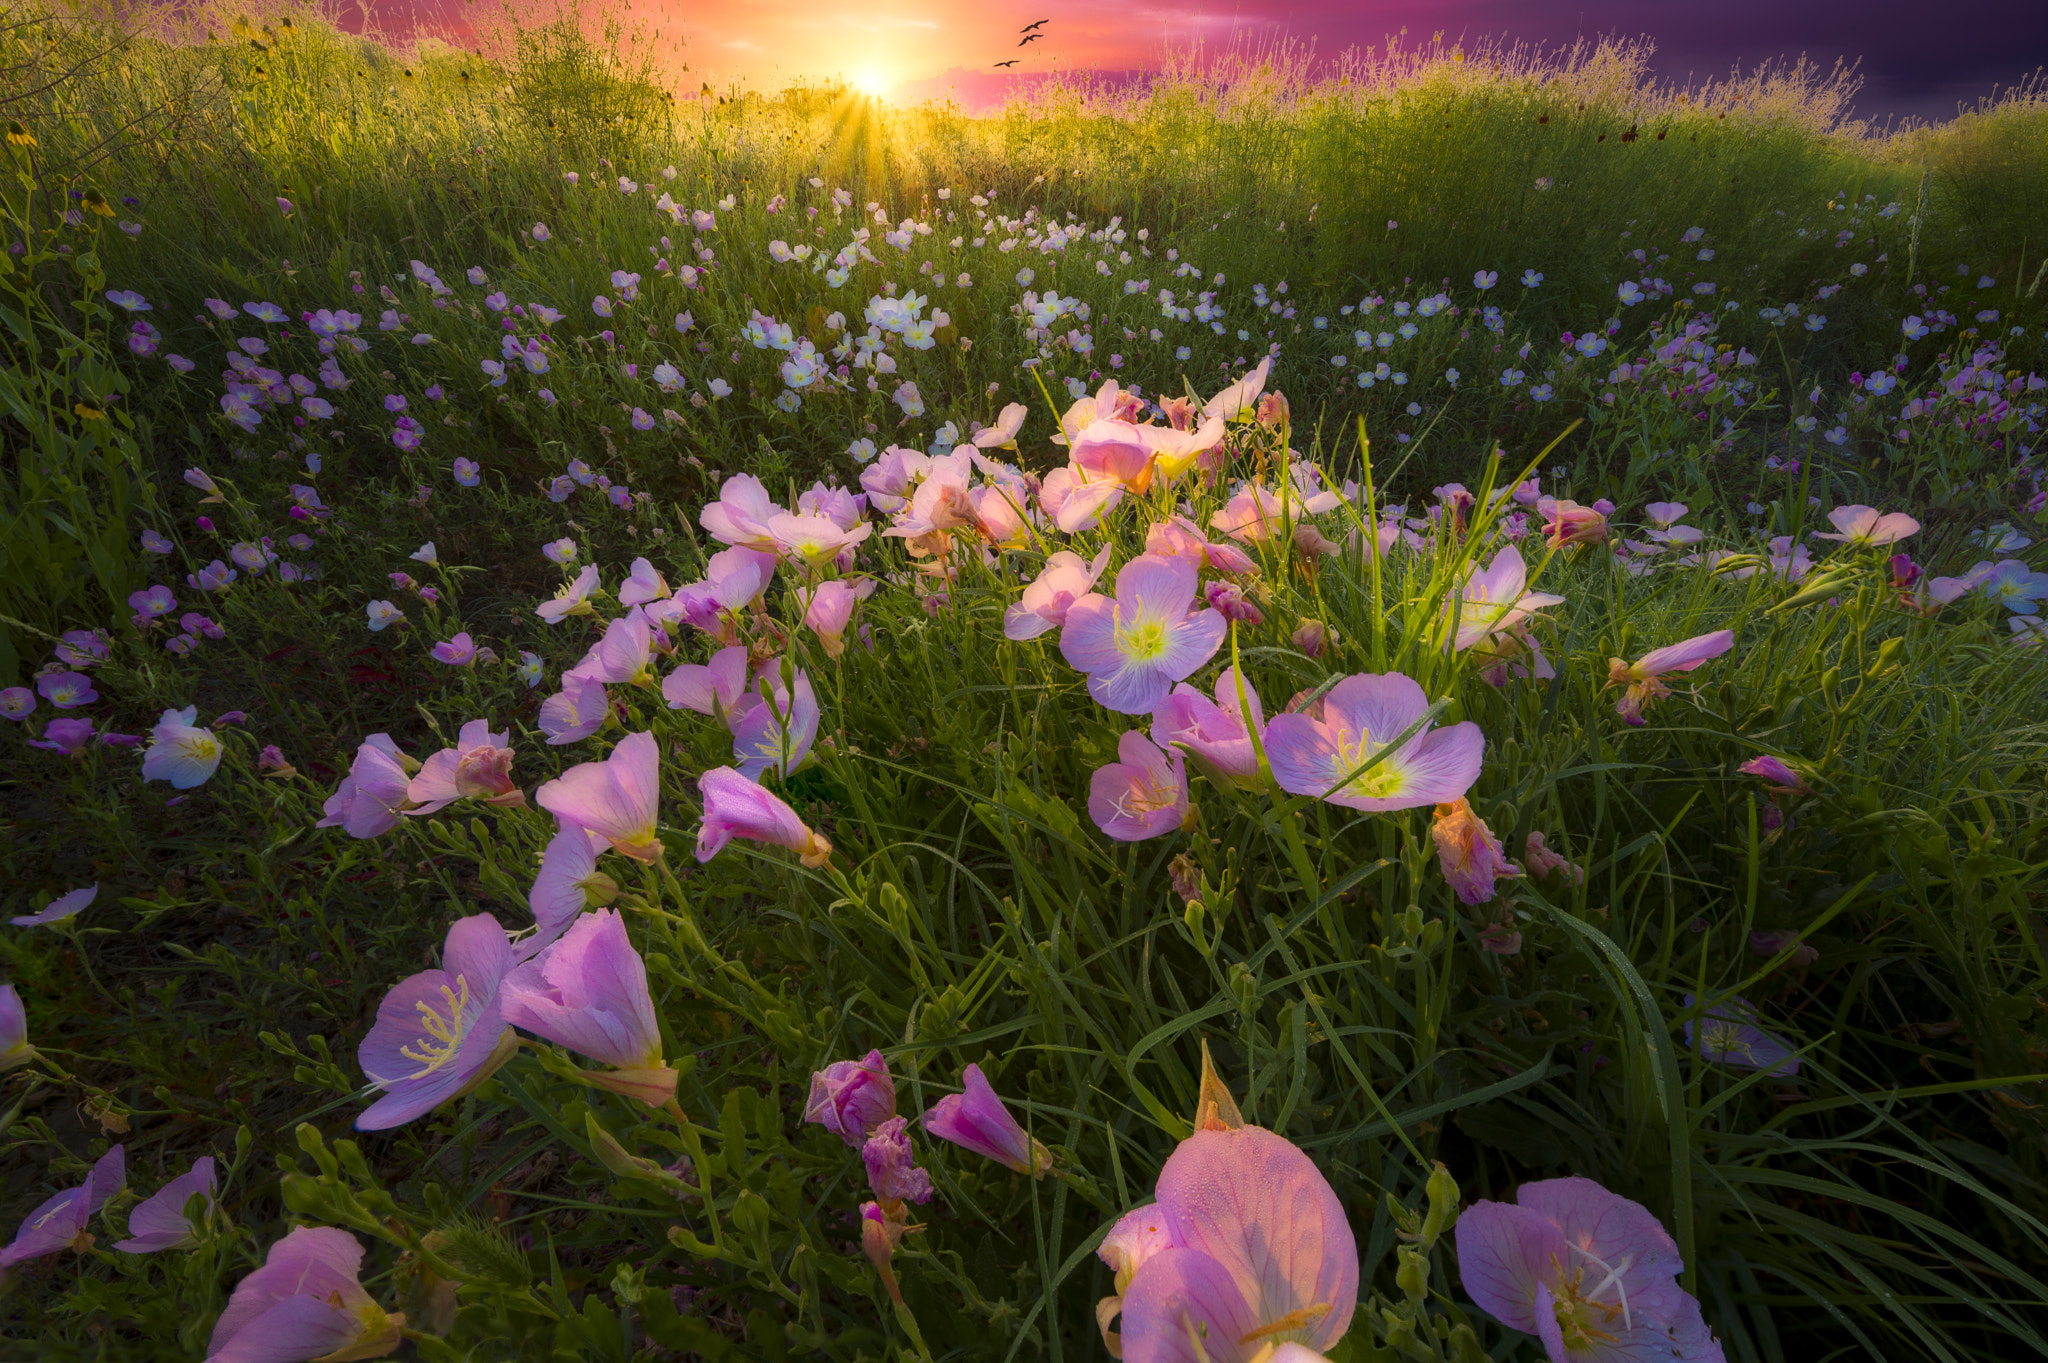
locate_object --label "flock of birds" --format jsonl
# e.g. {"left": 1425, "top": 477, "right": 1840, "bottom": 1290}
{"left": 992, "top": 19, "right": 1048, "bottom": 67}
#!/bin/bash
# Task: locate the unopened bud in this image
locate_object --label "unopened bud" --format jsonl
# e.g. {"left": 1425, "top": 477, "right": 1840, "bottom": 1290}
{"left": 1291, "top": 618, "right": 1329, "bottom": 658}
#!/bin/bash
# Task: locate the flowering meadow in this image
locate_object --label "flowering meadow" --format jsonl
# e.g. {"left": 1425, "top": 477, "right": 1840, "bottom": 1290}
{"left": 4, "top": 4, "right": 2048, "bottom": 1360}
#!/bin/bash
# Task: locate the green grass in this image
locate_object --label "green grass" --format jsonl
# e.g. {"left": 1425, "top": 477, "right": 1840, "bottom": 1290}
{"left": 2, "top": 3, "right": 2047, "bottom": 1360}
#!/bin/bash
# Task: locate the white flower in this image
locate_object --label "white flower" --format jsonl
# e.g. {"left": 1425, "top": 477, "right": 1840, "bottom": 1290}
{"left": 140, "top": 707, "right": 221, "bottom": 790}
{"left": 365, "top": 600, "right": 404, "bottom": 631}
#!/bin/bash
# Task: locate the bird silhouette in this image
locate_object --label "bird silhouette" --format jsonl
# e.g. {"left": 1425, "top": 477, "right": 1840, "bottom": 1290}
{"left": 1021, "top": 19, "right": 1048, "bottom": 31}
{"left": 994, "top": 59, "right": 1019, "bottom": 67}
{"left": 1018, "top": 32, "right": 1042, "bottom": 46}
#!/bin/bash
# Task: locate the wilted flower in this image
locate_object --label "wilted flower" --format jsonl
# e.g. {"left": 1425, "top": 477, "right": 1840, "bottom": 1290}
{"left": 806, "top": 1050, "right": 897, "bottom": 1147}
{"left": 1431, "top": 799, "right": 1520, "bottom": 904}
{"left": 0, "top": 1146, "right": 125, "bottom": 1267}
{"left": 1523, "top": 831, "right": 1585, "bottom": 885}
{"left": 1608, "top": 631, "right": 1735, "bottom": 726}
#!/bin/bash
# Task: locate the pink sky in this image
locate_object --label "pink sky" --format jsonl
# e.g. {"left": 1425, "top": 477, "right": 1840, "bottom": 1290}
{"left": 379, "top": 0, "right": 2046, "bottom": 122}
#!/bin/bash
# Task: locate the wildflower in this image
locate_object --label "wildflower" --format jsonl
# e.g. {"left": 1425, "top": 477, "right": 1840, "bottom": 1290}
{"left": 1004, "top": 548, "right": 1113, "bottom": 641}
{"left": 140, "top": 706, "right": 221, "bottom": 789}
{"left": 0, "top": 985, "right": 29, "bottom": 1071}
{"left": 1098, "top": 1052, "right": 1355, "bottom": 1361}
{"left": 1202, "top": 355, "right": 1271, "bottom": 420}
{"left": 805, "top": 1050, "right": 897, "bottom": 1146}
{"left": 430, "top": 632, "right": 483, "bottom": 667}
{"left": 29, "top": 718, "right": 95, "bottom": 755}
{"left": 1059, "top": 554, "right": 1228, "bottom": 714}
{"left": 1088, "top": 731, "right": 1189, "bottom": 841}
{"left": 695, "top": 765, "right": 833, "bottom": 866}
{"left": 1151, "top": 668, "right": 1266, "bottom": 787}
{"left": 0, "top": 1147, "right": 125, "bottom": 1268}
{"left": 11, "top": 883, "right": 96, "bottom": 927}
{"left": 862, "top": 1117, "right": 934, "bottom": 1205}
{"left": 0, "top": 688, "right": 33, "bottom": 720}
{"left": 535, "top": 730, "right": 663, "bottom": 862}
{"left": 1979, "top": 560, "right": 2048, "bottom": 612}
{"left": 524, "top": 824, "right": 616, "bottom": 958}
{"left": 357, "top": 915, "right": 518, "bottom": 1129}
{"left": 365, "top": 599, "right": 404, "bottom": 631}
{"left": 1684, "top": 995, "right": 1800, "bottom": 1076}
{"left": 538, "top": 673, "right": 610, "bottom": 745}
{"left": 1457, "top": 1177, "right": 1722, "bottom": 1363}
{"left": 408, "top": 720, "right": 522, "bottom": 814}
{"left": 1432, "top": 799, "right": 1520, "bottom": 904}
{"left": 113, "top": 1156, "right": 216, "bottom": 1253}
{"left": 701, "top": 473, "right": 782, "bottom": 550}
{"left": 925, "top": 1063, "right": 1052, "bottom": 1177}
{"left": 730, "top": 669, "right": 820, "bottom": 781}
{"left": 258, "top": 746, "right": 294, "bottom": 778}
{"left": 1539, "top": 498, "right": 1608, "bottom": 548}
{"left": 516, "top": 651, "right": 544, "bottom": 689}
{"left": 1447, "top": 545, "right": 1564, "bottom": 651}
{"left": 799, "top": 579, "right": 872, "bottom": 659}
{"left": 36, "top": 670, "right": 96, "bottom": 708}
{"left": 535, "top": 564, "right": 603, "bottom": 624}
{"left": 1265, "top": 671, "right": 1484, "bottom": 811}
{"left": 1608, "top": 630, "right": 1735, "bottom": 725}
{"left": 1738, "top": 754, "right": 1811, "bottom": 798}
{"left": 1524, "top": 831, "right": 1585, "bottom": 885}
{"left": 318, "top": 735, "right": 417, "bottom": 838}
{"left": 1815, "top": 505, "right": 1918, "bottom": 547}
{"left": 207, "top": 1226, "right": 403, "bottom": 1362}
{"left": 501, "top": 907, "right": 675, "bottom": 1104}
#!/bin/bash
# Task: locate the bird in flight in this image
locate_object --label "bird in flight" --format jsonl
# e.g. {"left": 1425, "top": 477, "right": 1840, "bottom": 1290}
{"left": 1021, "top": 19, "right": 1048, "bottom": 31}
{"left": 1019, "top": 32, "right": 1042, "bottom": 46}
{"left": 994, "top": 59, "right": 1019, "bottom": 67}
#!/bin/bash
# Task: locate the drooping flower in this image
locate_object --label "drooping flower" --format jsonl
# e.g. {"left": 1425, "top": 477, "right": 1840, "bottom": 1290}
{"left": 0, "top": 1146, "right": 125, "bottom": 1267}
{"left": 11, "top": 883, "right": 96, "bottom": 927}
{"left": 1004, "top": 547, "right": 1113, "bottom": 641}
{"left": 862, "top": 1199, "right": 915, "bottom": 1306}
{"left": 806, "top": 1049, "right": 897, "bottom": 1147}
{"left": 29, "top": 717, "right": 96, "bottom": 756}
{"left": 526, "top": 824, "right": 616, "bottom": 958}
{"left": 357, "top": 915, "right": 518, "bottom": 1129}
{"left": 139, "top": 706, "right": 222, "bottom": 789}
{"left": 1060, "top": 554, "right": 1228, "bottom": 714}
{"left": 1455, "top": 1177, "right": 1722, "bottom": 1363}
{"left": 113, "top": 1156, "right": 217, "bottom": 1253}
{"left": 1539, "top": 498, "right": 1609, "bottom": 549}
{"left": 694, "top": 766, "right": 832, "bottom": 866}
{"left": 1431, "top": 799, "right": 1520, "bottom": 905}
{"left": 1266, "top": 672, "right": 1484, "bottom": 811}
{"left": 1815, "top": 505, "right": 1918, "bottom": 547}
{"left": 862, "top": 1116, "right": 935, "bottom": 1205}
{"left": 500, "top": 907, "right": 677, "bottom": 1105}
{"left": 1100, "top": 1055, "right": 1356, "bottom": 1363}
{"left": 206, "top": 1226, "right": 404, "bottom": 1363}
{"left": 924, "top": 1063, "right": 1051, "bottom": 1177}
{"left": 535, "top": 563, "right": 603, "bottom": 624}
{"left": 1683, "top": 995, "right": 1800, "bottom": 1077}
{"left": 1088, "top": 731, "right": 1190, "bottom": 842}
{"left": 1151, "top": 668, "right": 1266, "bottom": 787}
{"left": 798, "top": 579, "right": 873, "bottom": 659}
{"left": 407, "top": 719, "right": 523, "bottom": 815}
{"left": 535, "top": 730, "right": 664, "bottom": 862}
{"left": 1607, "top": 630, "right": 1735, "bottom": 726}
{"left": 1738, "top": 754, "right": 1811, "bottom": 798}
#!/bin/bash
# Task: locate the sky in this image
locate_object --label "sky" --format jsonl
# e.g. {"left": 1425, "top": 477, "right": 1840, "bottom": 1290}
{"left": 383, "top": 0, "right": 2048, "bottom": 125}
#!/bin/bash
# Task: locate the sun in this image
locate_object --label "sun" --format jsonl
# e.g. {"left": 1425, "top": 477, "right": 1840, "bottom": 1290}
{"left": 852, "top": 68, "right": 891, "bottom": 98}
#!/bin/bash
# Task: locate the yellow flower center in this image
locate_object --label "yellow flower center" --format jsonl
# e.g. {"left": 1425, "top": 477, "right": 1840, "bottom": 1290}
{"left": 1329, "top": 728, "right": 1408, "bottom": 800}
{"left": 179, "top": 736, "right": 219, "bottom": 763}
{"left": 398, "top": 976, "right": 474, "bottom": 1080}
{"left": 1115, "top": 617, "right": 1169, "bottom": 663}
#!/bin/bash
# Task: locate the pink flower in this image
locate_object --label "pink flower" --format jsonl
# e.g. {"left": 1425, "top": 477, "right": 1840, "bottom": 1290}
{"left": 798, "top": 579, "right": 873, "bottom": 659}
{"left": 1738, "top": 754, "right": 1811, "bottom": 797}
{"left": 1430, "top": 798, "right": 1520, "bottom": 904}
{"left": 1209, "top": 484, "right": 1289, "bottom": 545}
{"left": 0, "top": 1146, "right": 123, "bottom": 1267}
{"left": 1202, "top": 580, "right": 1263, "bottom": 625}
{"left": 1524, "top": 831, "right": 1585, "bottom": 885}
{"left": 579, "top": 608, "right": 658, "bottom": 686}
{"left": 36, "top": 670, "right": 96, "bottom": 708}
{"left": 1059, "top": 554, "right": 1228, "bottom": 714}
{"left": 113, "top": 1156, "right": 216, "bottom": 1253}
{"left": 535, "top": 563, "right": 602, "bottom": 624}
{"left": 29, "top": 717, "right": 94, "bottom": 755}
{"left": 317, "top": 734, "right": 415, "bottom": 838}
{"left": 1150, "top": 667, "right": 1266, "bottom": 787}
{"left": 694, "top": 766, "right": 832, "bottom": 865}
{"left": 730, "top": 667, "right": 820, "bottom": 781}
{"left": 1815, "top": 504, "right": 1918, "bottom": 547}
{"left": 1004, "top": 547, "right": 1113, "bottom": 641}
{"left": 538, "top": 671, "right": 610, "bottom": 745}
{"left": 207, "top": 1226, "right": 402, "bottom": 1363}
{"left": 526, "top": 824, "right": 616, "bottom": 957}
{"left": 767, "top": 511, "right": 872, "bottom": 567}
{"left": 805, "top": 1049, "right": 897, "bottom": 1146}
{"left": 1265, "top": 672, "right": 1484, "bottom": 811}
{"left": 862, "top": 1116, "right": 934, "bottom": 1205}
{"left": 1088, "top": 731, "right": 1189, "bottom": 841}
{"left": 0, "top": 687, "right": 34, "bottom": 720}
{"left": 663, "top": 644, "right": 751, "bottom": 724}
{"left": 407, "top": 718, "right": 523, "bottom": 814}
{"left": 501, "top": 907, "right": 676, "bottom": 1104}
{"left": 534, "top": 730, "right": 664, "bottom": 862}
{"left": 1201, "top": 355, "right": 1271, "bottom": 420}
{"left": 357, "top": 915, "right": 518, "bottom": 1129}
{"left": 1448, "top": 544, "right": 1565, "bottom": 651}
{"left": 925, "top": 1063, "right": 1051, "bottom": 1176}
{"left": 1146, "top": 516, "right": 1257, "bottom": 576}
{"left": 700, "top": 473, "right": 783, "bottom": 550}
{"left": 11, "top": 883, "right": 96, "bottom": 927}
{"left": 0, "top": 984, "right": 29, "bottom": 1070}
{"left": 617, "top": 557, "right": 670, "bottom": 607}
{"left": 1607, "top": 630, "right": 1735, "bottom": 726}
{"left": 430, "top": 631, "right": 481, "bottom": 666}
{"left": 1539, "top": 497, "right": 1609, "bottom": 548}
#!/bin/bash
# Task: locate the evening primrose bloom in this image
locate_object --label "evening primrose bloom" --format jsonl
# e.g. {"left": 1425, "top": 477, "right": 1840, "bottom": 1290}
{"left": 1608, "top": 630, "right": 1735, "bottom": 726}
{"left": 11, "top": 883, "right": 96, "bottom": 927}
{"left": 663, "top": 644, "right": 751, "bottom": 725}
{"left": 1684, "top": 995, "right": 1800, "bottom": 1076}
{"left": 535, "top": 730, "right": 663, "bottom": 862}
{"left": 535, "top": 564, "right": 602, "bottom": 624}
{"left": 798, "top": 579, "right": 874, "bottom": 659}
{"left": 1088, "top": 731, "right": 1189, "bottom": 842}
{"left": 525, "top": 824, "right": 616, "bottom": 958}
{"left": 925, "top": 1063, "right": 1052, "bottom": 1177}
{"left": 730, "top": 669, "right": 820, "bottom": 781}
{"left": 1815, "top": 504, "right": 1919, "bottom": 547}
{"left": 501, "top": 907, "right": 677, "bottom": 1105}
{"left": 1151, "top": 667, "right": 1267, "bottom": 787}
{"left": 538, "top": 672, "right": 611, "bottom": 745}
{"left": 357, "top": 914, "right": 518, "bottom": 1129}
{"left": 1447, "top": 544, "right": 1565, "bottom": 651}
{"left": 140, "top": 706, "right": 222, "bottom": 789}
{"left": 1456, "top": 1177, "right": 1722, "bottom": 1363}
{"left": 0, "top": 1146, "right": 125, "bottom": 1268}
{"left": 318, "top": 735, "right": 417, "bottom": 838}
{"left": 1265, "top": 673, "right": 1483, "bottom": 812}
{"left": 207, "top": 1226, "right": 403, "bottom": 1363}
{"left": 407, "top": 719, "right": 523, "bottom": 814}
{"left": 1059, "top": 554, "right": 1228, "bottom": 714}
{"left": 695, "top": 766, "right": 832, "bottom": 866}
{"left": 1004, "top": 547, "right": 1113, "bottom": 641}
{"left": 114, "top": 1156, "right": 217, "bottom": 1253}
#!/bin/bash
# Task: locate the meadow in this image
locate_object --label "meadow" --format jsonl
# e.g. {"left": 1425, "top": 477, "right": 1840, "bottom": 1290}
{"left": 2, "top": 2, "right": 2048, "bottom": 1360}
